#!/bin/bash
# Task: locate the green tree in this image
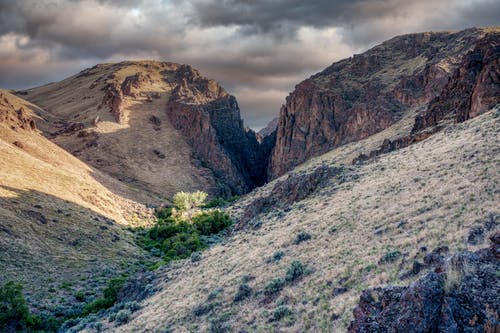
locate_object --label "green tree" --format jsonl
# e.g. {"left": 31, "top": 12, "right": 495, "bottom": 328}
{"left": 173, "top": 191, "right": 208, "bottom": 211}
{"left": 0, "top": 281, "right": 40, "bottom": 331}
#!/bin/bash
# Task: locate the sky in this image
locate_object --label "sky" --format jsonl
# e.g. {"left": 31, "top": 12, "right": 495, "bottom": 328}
{"left": 0, "top": 0, "right": 498, "bottom": 129}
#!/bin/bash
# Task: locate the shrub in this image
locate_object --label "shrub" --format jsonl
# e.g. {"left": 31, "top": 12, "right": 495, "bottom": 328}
{"left": 233, "top": 283, "right": 252, "bottom": 302}
{"left": 192, "top": 210, "right": 233, "bottom": 235}
{"left": 204, "top": 196, "right": 239, "bottom": 208}
{"left": 204, "top": 197, "right": 227, "bottom": 208}
{"left": 82, "top": 277, "right": 126, "bottom": 315}
{"left": 192, "top": 302, "right": 215, "bottom": 317}
{"left": 124, "top": 301, "right": 141, "bottom": 312}
{"left": 208, "top": 314, "right": 231, "bottom": 333}
{"left": 156, "top": 207, "right": 173, "bottom": 219}
{"left": 380, "top": 250, "right": 402, "bottom": 264}
{"left": 173, "top": 191, "right": 207, "bottom": 211}
{"left": 285, "top": 260, "right": 306, "bottom": 282}
{"left": 137, "top": 210, "right": 232, "bottom": 266}
{"left": 75, "top": 291, "right": 85, "bottom": 302}
{"left": 271, "top": 250, "right": 285, "bottom": 263}
{"left": 93, "top": 321, "right": 103, "bottom": 331}
{"left": 190, "top": 251, "right": 202, "bottom": 262}
{"left": 273, "top": 305, "right": 292, "bottom": 321}
{"left": 115, "top": 309, "right": 131, "bottom": 325}
{"left": 264, "top": 278, "right": 285, "bottom": 296}
{"left": 0, "top": 281, "right": 40, "bottom": 331}
{"left": 293, "top": 231, "right": 312, "bottom": 245}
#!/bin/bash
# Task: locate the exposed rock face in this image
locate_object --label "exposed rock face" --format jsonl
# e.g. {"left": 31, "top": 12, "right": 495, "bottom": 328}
{"left": 166, "top": 65, "right": 269, "bottom": 193}
{"left": 0, "top": 91, "right": 37, "bottom": 131}
{"left": 413, "top": 31, "right": 500, "bottom": 132}
{"left": 269, "top": 28, "right": 498, "bottom": 179}
{"left": 101, "top": 81, "right": 124, "bottom": 123}
{"left": 348, "top": 233, "right": 500, "bottom": 333}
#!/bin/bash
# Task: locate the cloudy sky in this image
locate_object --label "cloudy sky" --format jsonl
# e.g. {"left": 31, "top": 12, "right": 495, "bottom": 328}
{"left": 0, "top": 0, "right": 498, "bottom": 129}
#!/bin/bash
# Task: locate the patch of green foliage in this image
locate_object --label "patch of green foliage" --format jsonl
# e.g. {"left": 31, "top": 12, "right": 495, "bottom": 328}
{"left": 285, "top": 260, "right": 306, "bottom": 282}
{"left": 0, "top": 281, "right": 59, "bottom": 332}
{"left": 272, "top": 305, "right": 293, "bottom": 321}
{"left": 82, "top": 277, "right": 126, "bottom": 315}
{"left": 136, "top": 201, "right": 233, "bottom": 266}
{"left": 203, "top": 196, "right": 240, "bottom": 208}
{"left": 264, "top": 278, "right": 286, "bottom": 296}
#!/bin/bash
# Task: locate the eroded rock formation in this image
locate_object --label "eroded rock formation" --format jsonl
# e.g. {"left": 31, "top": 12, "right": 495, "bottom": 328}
{"left": 348, "top": 233, "right": 500, "bottom": 333}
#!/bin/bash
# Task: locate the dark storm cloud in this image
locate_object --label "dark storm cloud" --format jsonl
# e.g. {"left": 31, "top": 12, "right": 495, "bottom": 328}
{"left": 0, "top": 0, "right": 498, "bottom": 128}
{"left": 191, "top": 0, "right": 500, "bottom": 44}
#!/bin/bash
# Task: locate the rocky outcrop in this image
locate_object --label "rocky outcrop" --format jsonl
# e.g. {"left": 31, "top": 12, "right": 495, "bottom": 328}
{"left": 269, "top": 28, "right": 498, "bottom": 179}
{"left": 413, "top": 31, "right": 500, "bottom": 132}
{"left": 348, "top": 233, "right": 500, "bottom": 333}
{"left": 166, "top": 65, "right": 269, "bottom": 194}
{"left": 101, "top": 81, "right": 124, "bottom": 123}
{"left": 0, "top": 92, "right": 36, "bottom": 131}
{"left": 121, "top": 72, "right": 151, "bottom": 97}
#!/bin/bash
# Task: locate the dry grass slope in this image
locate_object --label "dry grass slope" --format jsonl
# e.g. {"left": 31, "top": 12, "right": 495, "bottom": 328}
{"left": 0, "top": 90, "right": 153, "bottom": 315}
{"left": 99, "top": 107, "right": 499, "bottom": 332}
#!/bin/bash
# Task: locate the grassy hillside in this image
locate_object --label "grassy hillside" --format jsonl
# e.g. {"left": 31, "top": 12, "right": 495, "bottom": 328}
{"left": 0, "top": 90, "right": 154, "bottom": 319}
{"left": 88, "top": 107, "right": 499, "bottom": 332}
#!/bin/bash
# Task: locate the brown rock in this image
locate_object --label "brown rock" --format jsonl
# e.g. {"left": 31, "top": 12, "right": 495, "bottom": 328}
{"left": 413, "top": 31, "right": 500, "bottom": 132}
{"left": 269, "top": 28, "right": 497, "bottom": 179}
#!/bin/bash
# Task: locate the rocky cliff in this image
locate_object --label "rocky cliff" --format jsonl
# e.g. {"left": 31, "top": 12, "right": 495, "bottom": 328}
{"left": 413, "top": 31, "right": 500, "bottom": 132}
{"left": 269, "top": 28, "right": 499, "bottom": 179}
{"left": 166, "top": 65, "right": 269, "bottom": 193}
{"left": 349, "top": 233, "right": 500, "bottom": 333}
{"left": 0, "top": 91, "right": 37, "bottom": 132}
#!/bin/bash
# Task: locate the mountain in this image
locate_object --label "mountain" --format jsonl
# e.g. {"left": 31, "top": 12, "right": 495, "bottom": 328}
{"left": 21, "top": 61, "right": 268, "bottom": 199}
{"left": 268, "top": 27, "right": 499, "bottom": 179}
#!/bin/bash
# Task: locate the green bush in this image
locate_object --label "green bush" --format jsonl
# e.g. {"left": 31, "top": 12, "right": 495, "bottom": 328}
{"left": 233, "top": 283, "right": 252, "bottom": 302}
{"left": 137, "top": 209, "right": 232, "bottom": 267}
{"left": 190, "top": 251, "right": 202, "bottom": 262}
{"left": 271, "top": 250, "right": 285, "bottom": 263}
{"left": 82, "top": 277, "right": 126, "bottom": 315}
{"left": 204, "top": 196, "right": 239, "bottom": 208}
{"left": 264, "top": 278, "right": 285, "bottom": 296}
{"left": 273, "top": 305, "right": 292, "bottom": 321}
{"left": 192, "top": 302, "right": 215, "bottom": 317}
{"left": 0, "top": 281, "right": 47, "bottom": 331}
{"left": 380, "top": 250, "right": 402, "bottom": 264}
{"left": 285, "top": 260, "right": 306, "bottom": 282}
{"left": 173, "top": 191, "right": 207, "bottom": 211}
{"left": 75, "top": 291, "right": 85, "bottom": 302}
{"left": 293, "top": 231, "right": 312, "bottom": 244}
{"left": 0, "top": 281, "right": 34, "bottom": 330}
{"left": 115, "top": 309, "right": 131, "bottom": 325}
{"left": 192, "top": 211, "right": 233, "bottom": 235}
